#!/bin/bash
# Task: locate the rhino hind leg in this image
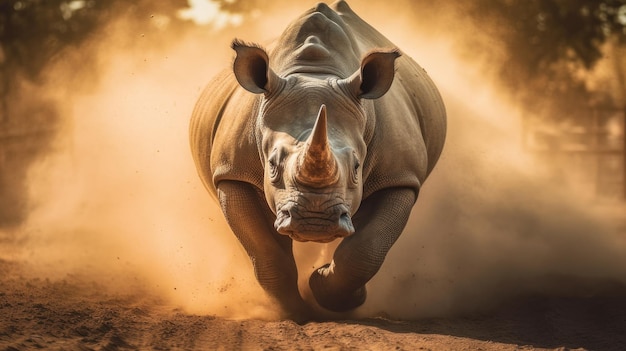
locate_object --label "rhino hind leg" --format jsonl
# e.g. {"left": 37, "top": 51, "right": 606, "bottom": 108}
{"left": 309, "top": 187, "right": 417, "bottom": 312}
{"left": 217, "top": 180, "right": 311, "bottom": 321}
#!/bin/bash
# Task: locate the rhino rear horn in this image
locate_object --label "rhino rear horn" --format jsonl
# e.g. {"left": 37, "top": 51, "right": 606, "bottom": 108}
{"left": 297, "top": 105, "right": 339, "bottom": 187}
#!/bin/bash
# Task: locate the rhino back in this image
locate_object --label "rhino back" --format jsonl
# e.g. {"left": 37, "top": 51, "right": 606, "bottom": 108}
{"left": 189, "top": 69, "right": 264, "bottom": 198}
{"left": 268, "top": 6, "right": 360, "bottom": 77}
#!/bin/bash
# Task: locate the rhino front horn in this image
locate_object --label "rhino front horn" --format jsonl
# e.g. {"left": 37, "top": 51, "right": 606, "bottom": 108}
{"left": 297, "top": 105, "right": 339, "bottom": 187}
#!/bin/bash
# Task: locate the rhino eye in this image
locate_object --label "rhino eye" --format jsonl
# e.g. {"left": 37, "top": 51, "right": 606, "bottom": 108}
{"left": 351, "top": 159, "right": 360, "bottom": 184}
{"left": 268, "top": 154, "right": 282, "bottom": 183}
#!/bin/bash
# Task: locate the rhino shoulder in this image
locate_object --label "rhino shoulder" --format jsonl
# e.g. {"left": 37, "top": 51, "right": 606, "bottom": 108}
{"left": 361, "top": 56, "right": 446, "bottom": 199}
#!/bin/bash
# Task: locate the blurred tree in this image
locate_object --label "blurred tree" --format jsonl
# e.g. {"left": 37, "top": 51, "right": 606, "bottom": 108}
{"left": 1, "top": 0, "right": 107, "bottom": 83}
{"left": 0, "top": 0, "right": 186, "bottom": 228}
{"left": 461, "top": 0, "right": 626, "bottom": 120}
{"left": 0, "top": 0, "right": 188, "bottom": 91}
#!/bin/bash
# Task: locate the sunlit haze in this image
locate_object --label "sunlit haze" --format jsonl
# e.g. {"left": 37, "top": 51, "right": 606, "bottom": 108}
{"left": 178, "top": 0, "right": 243, "bottom": 28}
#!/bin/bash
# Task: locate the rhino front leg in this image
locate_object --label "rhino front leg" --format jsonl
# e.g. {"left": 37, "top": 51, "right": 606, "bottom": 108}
{"left": 309, "top": 187, "right": 417, "bottom": 312}
{"left": 217, "top": 180, "right": 309, "bottom": 320}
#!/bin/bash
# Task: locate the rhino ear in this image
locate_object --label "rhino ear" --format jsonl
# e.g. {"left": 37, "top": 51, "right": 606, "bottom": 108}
{"left": 232, "top": 40, "right": 282, "bottom": 95}
{"left": 345, "top": 49, "right": 401, "bottom": 99}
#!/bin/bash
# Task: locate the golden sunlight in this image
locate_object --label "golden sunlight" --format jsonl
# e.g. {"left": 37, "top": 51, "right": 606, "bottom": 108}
{"left": 177, "top": 0, "right": 243, "bottom": 29}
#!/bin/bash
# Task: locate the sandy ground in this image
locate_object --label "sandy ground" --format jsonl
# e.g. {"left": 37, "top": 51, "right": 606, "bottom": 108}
{"left": 2, "top": 256, "right": 626, "bottom": 351}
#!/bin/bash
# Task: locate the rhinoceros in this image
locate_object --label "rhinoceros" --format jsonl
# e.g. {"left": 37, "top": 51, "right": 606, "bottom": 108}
{"left": 190, "top": 1, "right": 446, "bottom": 320}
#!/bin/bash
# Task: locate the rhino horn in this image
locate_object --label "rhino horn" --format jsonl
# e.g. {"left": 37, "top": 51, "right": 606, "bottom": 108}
{"left": 297, "top": 105, "right": 339, "bottom": 187}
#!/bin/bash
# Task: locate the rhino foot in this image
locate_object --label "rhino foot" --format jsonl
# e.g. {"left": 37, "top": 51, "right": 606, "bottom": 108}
{"left": 308, "top": 263, "right": 367, "bottom": 312}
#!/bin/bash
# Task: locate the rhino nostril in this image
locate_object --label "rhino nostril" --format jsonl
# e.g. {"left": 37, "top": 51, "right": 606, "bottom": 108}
{"left": 338, "top": 212, "right": 354, "bottom": 235}
{"left": 340, "top": 212, "right": 349, "bottom": 222}
{"left": 275, "top": 208, "right": 294, "bottom": 235}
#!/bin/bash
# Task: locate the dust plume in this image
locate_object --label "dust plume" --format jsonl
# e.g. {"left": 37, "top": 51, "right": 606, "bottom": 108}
{"left": 351, "top": 4, "right": 626, "bottom": 318}
{"left": 7, "top": 10, "right": 286, "bottom": 319}
{"left": 361, "top": 84, "right": 626, "bottom": 318}
{"left": 3, "top": 0, "right": 625, "bottom": 322}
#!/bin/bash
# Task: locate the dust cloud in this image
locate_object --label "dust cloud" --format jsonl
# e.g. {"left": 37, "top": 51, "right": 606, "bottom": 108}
{"left": 9, "top": 12, "right": 284, "bottom": 319}
{"left": 357, "top": 4, "right": 626, "bottom": 318}
{"left": 3, "top": 0, "right": 625, "bottom": 321}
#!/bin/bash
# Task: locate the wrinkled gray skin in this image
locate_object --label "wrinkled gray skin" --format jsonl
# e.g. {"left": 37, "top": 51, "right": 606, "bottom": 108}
{"left": 190, "top": 1, "right": 446, "bottom": 321}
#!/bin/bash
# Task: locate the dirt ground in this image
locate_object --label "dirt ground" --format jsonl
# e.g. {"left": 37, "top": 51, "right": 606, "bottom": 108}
{"left": 1, "top": 256, "right": 626, "bottom": 351}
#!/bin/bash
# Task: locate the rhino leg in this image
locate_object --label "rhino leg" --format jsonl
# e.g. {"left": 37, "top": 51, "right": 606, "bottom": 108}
{"left": 309, "top": 187, "right": 416, "bottom": 312}
{"left": 217, "top": 180, "right": 310, "bottom": 321}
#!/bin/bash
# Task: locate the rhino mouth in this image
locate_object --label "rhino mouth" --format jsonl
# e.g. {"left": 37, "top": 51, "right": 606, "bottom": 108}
{"left": 274, "top": 200, "right": 354, "bottom": 243}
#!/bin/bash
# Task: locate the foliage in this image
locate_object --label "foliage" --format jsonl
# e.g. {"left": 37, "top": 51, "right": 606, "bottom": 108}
{"left": 0, "top": 0, "right": 187, "bottom": 83}
{"left": 462, "top": 0, "right": 626, "bottom": 118}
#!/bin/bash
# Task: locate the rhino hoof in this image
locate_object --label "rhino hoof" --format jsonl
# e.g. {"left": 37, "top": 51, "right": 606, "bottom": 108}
{"left": 309, "top": 264, "right": 367, "bottom": 312}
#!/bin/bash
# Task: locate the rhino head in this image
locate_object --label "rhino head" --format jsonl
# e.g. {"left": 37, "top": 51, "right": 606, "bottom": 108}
{"left": 231, "top": 41, "right": 399, "bottom": 243}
